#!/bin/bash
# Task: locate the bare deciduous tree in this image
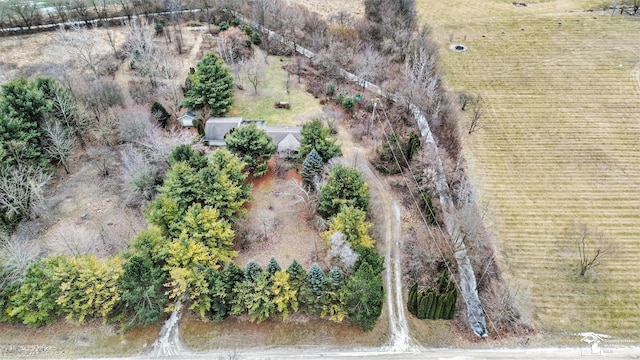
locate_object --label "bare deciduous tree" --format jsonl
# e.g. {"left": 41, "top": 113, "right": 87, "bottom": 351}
{"left": 43, "top": 120, "right": 76, "bottom": 174}
{"left": 0, "top": 165, "right": 51, "bottom": 226}
{"left": 0, "top": 237, "right": 39, "bottom": 288}
{"left": 400, "top": 47, "right": 441, "bottom": 113}
{"left": 87, "top": 145, "right": 115, "bottom": 177}
{"left": 56, "top": 25, "right": 101, "bottom": 77}
{"left": 6, "top": 0, "right": 41, "bottom": 29}
{"left": 52, "top": 0, "right": 70, "bottom": 23}
{"left": 137, "top": 125, "right": 194, "bottom": 166}
{"left": 240, "top": 54, "right": 267, "bottom": 95}
{"left": 47, "top": 225, "right": 101, "bottom": 256}
{"left": 468, "top": 94, "right": 484, "bottom": 134}
{"left": 569, "top": 223, "right": 614, "bottom": 278}
{"left": 282, "top": 180, "right": 317, "bottom": 221}
{"left": 123, "top": 21, "right": 163, "bottom": 87}
{"left": 354, "top": 44, "right": 388, "bottom": 87}
{"left": 120, "top": 146, "right": 162, "bottom": 205}
{"left": 326, "top": 231, "right": 359, "bottom": 274}
{"left": 69, "top": 0, "right": 91, "bottom": 26}
{"left": 115, "top": 104, "right": 155, "bottom": 144}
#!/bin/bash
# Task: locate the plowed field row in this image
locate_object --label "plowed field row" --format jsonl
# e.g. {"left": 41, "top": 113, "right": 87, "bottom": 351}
{"left": 417, "top": 0, "right": 640, "bottom": 336}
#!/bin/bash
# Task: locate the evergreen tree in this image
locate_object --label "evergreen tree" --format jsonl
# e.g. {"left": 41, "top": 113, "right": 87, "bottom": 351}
{"left": 197, "top": 149, "right": 251, "bottom": 220}
{"left": 216, "top": 261, "right": 245, "bottom": 320}
{"left": 341, "top": 261, "right": 384, "bottom": 331}
{"left": 119, "top": 255, "right": 167, "bottom": 329}
{"left": 353, "top": 246, "right": 384, "bottom": 275}
{"left": 177, "top": 204, "right": 237, "bottom": 266}
{"left": 318, "top": 165, "right": 370, "bottom": 219}
{"left": 321, "top": 267, "right": 347, "bottom": 323}
{"left": 407, "top": 283, "right": 418, "bottom": 316}
{"left": 298, "top": 119, "right": 341, "bottom": 162}
{"left": 168, "top": 144, "right": 207, "bottom": 170}
{"left": 271, "top": 269, "right": 298, "bottom": 320}
{"left": 244, "top": 261, "right": 263, "bottom": 282}
{"left": 151, "top": 101, "right": 171, "bottom": 128}
{"left": 0, "top": 78, "right": 50, "bottom": 168}
{"left": 306, "top": 263, "right": 326, "bottom": 295}
{"left": 183, "top": 53, "right": 234, "bottom": 117}
{"left": 224, "top": 123, "right": 276, "bottom": 177}
{"left": 301, "top": 148, "right": 324, "bottom": 187}
{"left": 327, "top": 267, "right": 345, "bottom": 289}
{"left": 7, "top": 261, "right": 61, "bottom": 327}
{"left": 306, "top": 263, "right": 326, "bottom": 315}
{"left": 286, "top": 259, "right": 307, "bottom": 311}
{"left": 324, "top": 206, "right": 375, "bottom": 249}
{"left": 266, "top": 257, "right": 281, "bottom": 275}
{"left": 157, "top": 161, "right": 199, "bottom": 213}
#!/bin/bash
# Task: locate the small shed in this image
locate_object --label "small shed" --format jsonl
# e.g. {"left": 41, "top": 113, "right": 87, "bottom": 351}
{"left": 177, "top": 110, "right": 197, "bottom": 127}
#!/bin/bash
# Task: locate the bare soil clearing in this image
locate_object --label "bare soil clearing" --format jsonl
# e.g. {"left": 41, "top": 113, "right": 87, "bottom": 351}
{"left": 234, "top": 161, "right": 325, "bottom": 269}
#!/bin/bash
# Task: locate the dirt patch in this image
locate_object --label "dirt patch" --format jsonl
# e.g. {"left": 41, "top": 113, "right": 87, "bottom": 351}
{"left": 235, "top": 160, "right": 324, "bottom": 269}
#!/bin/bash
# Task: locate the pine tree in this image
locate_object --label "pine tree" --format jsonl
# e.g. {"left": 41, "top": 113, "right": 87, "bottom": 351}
{"left": 306, "top": 263, "right": 326, "bottom": 315}
{"left": 286, "top": 260, "right": 307, "bottom": 311}
{"left": 244, "top": 261, "right": 263, "bottom": 282}
{"left": 317, "top": 165, "right": 370, "bottom": 219}
{"left": 306, "top": 263, "right": 326, "bottom": 295}
{"left": 301, "top": 148, "right": 324, "bottom": 187}
{"left": 341, "top": 262, "right": 384, "bottom": 331}
{"left": 224, "top": 123, "right": 276, "bottom": 177}
{"left": 327, "top": 267, "right": 345, "bottom": 289}
{"left": 220, "top": 261, "right": 245, "bottom": 318}
{"left": 298, "top": 119, "right": 341, "bottom": 163}
{"left": 183, "top": 52, "right": 234, "bottom": 118}
{"left": 271, "top": 269, "right": 298, "bottom": 320}
{"left": 119, "top": 255, "right": 167, "bottom": 329}
{"left": 151, "top": 101, "right": 170, "bottom": 128}
{"left": 321, "top": 267, "right": 347, "bottom": 323}
{"left": 324, "top": 206, "right": 375, "bottom": 249}
{"left": 266, "top": 257, "right": 281, "bottom": 275}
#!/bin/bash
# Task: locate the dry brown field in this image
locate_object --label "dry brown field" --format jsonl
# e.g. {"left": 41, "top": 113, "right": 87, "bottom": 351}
{"left": 414, "top": 0, "right": 640, "bottom": 337}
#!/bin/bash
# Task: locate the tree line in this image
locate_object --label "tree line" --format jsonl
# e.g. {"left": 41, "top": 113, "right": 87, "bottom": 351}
{"left": 1, "top": 116, "right": 385, "bottom": 331}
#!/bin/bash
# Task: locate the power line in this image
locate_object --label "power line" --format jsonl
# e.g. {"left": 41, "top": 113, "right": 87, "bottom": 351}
{"left": 374, "top": 101, "right": 496, "bottom": 334}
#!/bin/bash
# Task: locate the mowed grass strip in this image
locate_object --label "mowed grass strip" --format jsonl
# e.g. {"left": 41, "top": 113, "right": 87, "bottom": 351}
{"left": 417, "top": 0, "right": 640, "bottom": 336}
{"left": 228, "top": 51, "right": 323, "bottom": 125}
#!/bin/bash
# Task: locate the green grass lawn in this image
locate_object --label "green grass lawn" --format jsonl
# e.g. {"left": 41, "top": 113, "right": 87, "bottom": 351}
{"left": 228, "top": 51, "right": 323, "bottom": 125}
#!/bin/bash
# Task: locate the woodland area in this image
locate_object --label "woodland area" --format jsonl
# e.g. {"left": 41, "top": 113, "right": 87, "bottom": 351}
{"left": 0, "top": 0, "right": 531, "bottom": 351}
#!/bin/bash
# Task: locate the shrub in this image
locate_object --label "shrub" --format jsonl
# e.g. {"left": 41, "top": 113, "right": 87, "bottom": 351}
{"left": 342, "top": 97, "right": 355, "bottom": 112}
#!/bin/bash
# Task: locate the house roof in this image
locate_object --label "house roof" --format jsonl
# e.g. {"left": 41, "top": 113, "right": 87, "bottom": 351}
{"left": 177, "top": 110, "right": 196, "bottom": 119}
{"left": 204, "top": 117, "right": 243, "bottom": 144}
{"left": 265, "top": 126, "right": 302, "bottom": 144}
{"left": 277, "top": 133, "right": 301, "bottom": 153}
{"left": 204, "top": 118, "right": 302, "bottom": 152}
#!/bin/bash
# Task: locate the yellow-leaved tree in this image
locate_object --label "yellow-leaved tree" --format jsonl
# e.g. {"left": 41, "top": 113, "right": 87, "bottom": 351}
{"left": 53, "top": 255, "right": 123, "bottom": 323}
{"left": 271, "top": 270, "right": 298, "bottom": 320}
{"left": 162, "top": 237, "right": 216, "bottom": 316}
{"left": 323, "top": 205, "right": 375, "bottom": 249}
